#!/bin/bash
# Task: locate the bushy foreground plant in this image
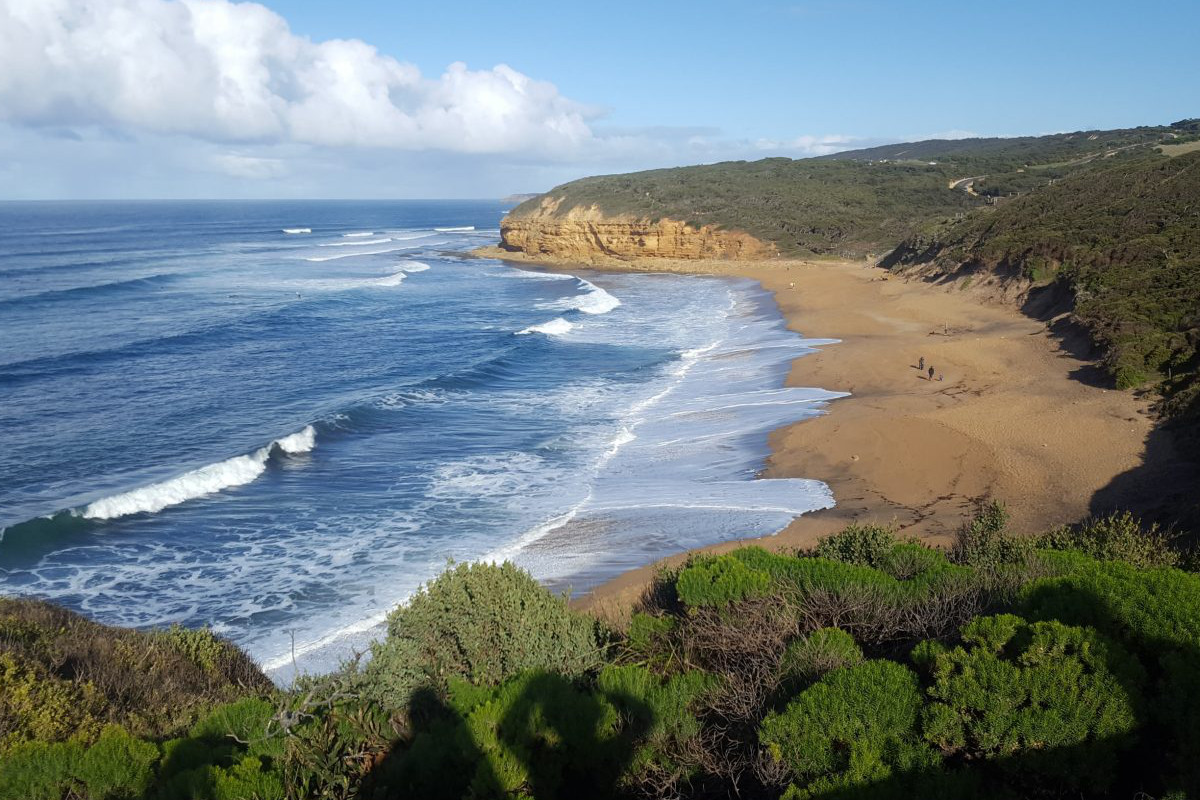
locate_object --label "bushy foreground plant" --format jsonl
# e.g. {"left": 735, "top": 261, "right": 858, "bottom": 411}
{"left": 1038, "top": 510, "right": 1179, "bottom": 568}
{"left": 921, "top": 614, "right": 1143, "bottom": 793}
{"left": 363, "top": 561, "right": 605, "bottom": 712}
{"left": 0, "top": 597, "right": 271, "bottom": 749}
{"left": 0, "top": 700, "right": 284, "bottom": 800}
{"left": 1022, "top": 558, "right": 1200, "bottom": 793}
{"left": 760, "top": 660, "right": 941, "bottom": 798}
{"left": 778, "top": 628, "right": 863, "bottom": 687}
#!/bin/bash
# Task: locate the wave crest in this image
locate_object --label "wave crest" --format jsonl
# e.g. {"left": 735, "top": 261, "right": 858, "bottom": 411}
{"left": 517, "top": 317, "right": 574, "bottom": 336}
{"left": 81, "top": 425, "right": 316, "bottom": 521}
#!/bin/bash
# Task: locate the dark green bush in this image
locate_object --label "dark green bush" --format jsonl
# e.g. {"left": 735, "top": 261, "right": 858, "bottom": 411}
{"left": 1038, "top": 511, "right": 1179, "bottom": 568}
{"left": 597, "top": 664, "right": 717, "bottom": 789}
{"left": 363, "top": 561, "right": 605, "bottom": 711}
{"left": 761, "top": 660, "right": 939, "bottom": 798}
{"left": 1021, "top": 558, "right": 1200, "bottom": 793}
{"left": 922, "top": 614, "right": 1142, "bottom": 793}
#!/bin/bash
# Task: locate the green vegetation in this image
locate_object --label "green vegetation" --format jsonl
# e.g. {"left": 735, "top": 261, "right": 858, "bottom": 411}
{"left": 509, "top": 120, "right": 1194, "bottom": 261}
{"left": 8, "top": 503, "right": 1200, "bottom": 798}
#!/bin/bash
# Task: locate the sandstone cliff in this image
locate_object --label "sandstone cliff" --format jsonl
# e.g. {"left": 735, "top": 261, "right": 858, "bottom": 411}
{"left": 499, "top": 197, "right": 776, "bottom": 262}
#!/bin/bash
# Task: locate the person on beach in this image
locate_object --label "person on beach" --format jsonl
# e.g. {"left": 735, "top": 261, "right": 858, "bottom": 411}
{"left": 928, "top": 366, "right": 935, "bottom": 381}
{"left": 918, "top": 356, "right": 925, "bottom": 371}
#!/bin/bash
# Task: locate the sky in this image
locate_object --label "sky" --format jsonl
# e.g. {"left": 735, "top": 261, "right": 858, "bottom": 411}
{"left": 0, "top": 0, "right": 1196, "bottom": 199}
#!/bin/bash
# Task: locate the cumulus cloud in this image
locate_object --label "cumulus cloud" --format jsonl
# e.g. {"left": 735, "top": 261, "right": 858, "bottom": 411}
{"left": 0, "top": 0, "right": 595, "bottom": 153}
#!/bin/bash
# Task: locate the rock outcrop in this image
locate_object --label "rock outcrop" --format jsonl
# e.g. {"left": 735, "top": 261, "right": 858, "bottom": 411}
{"left": 499, "top": 198, "right": 775, "bottom": 261}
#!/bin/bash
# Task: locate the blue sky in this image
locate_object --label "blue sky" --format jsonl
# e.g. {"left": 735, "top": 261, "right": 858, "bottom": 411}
{"left": 0, "top": 0, "right": 1196, "bottom": 198}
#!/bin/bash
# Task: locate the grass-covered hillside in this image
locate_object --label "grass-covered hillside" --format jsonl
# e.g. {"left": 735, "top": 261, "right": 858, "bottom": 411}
{"left": 884, "top": 148, "right": 1200, "bottom": 448}
{"left": 5, "top": 506, "right": 1200, "bottom": 799}
{"left": 509, "top": 120, "right": 1198, "bottom": 258}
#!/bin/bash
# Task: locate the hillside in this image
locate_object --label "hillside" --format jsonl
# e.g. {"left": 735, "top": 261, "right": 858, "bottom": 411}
{"left": 505, "top": 120, "right": 1198, "bottom": 258}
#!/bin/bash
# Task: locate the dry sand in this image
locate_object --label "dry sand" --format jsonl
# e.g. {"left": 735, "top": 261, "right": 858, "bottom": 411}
{"left": 472, "top": 247, "right": 1169, "bottom": 618}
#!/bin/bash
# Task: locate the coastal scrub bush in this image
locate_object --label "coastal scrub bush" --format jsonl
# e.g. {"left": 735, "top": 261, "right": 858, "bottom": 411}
{"left": 625, "top": 612, "right": 680, "bottom": 670}
{"left": 760, "top": 660, "right": 940, "bottom": 798}
{"left": 922, "top": 614, "right": 1143, "bottom": 793}
{"left": 949, "top": 501, "right": 1031, "bottom": 569}
{"left": 597, "top": 664, "right": 717, "bottom": 792}
{"left": 363, "top": 561, "right": 605, "bottom": 711}
{"left": 0, "top": 726, "right": 156, "bottom": 800}
{"left": 674, "top": 554, "right": 773, "bottom": 609}
{"left": 1038, "top": 511, "right": 1179, "bottom": 568}
{"left": 0, "top": 597, "right": 271, "bottom": 744}
{"left": 0, "top": 652, "right": 105, "bottom": 752}
{"left": 812, "top": 524, "right": 899, "bottom": 568}
{"left": 1020, "top": 558, "right": 1200, "bottom": 792}
{"left": 778, "top": 627, "right": 863, "bottom": 688}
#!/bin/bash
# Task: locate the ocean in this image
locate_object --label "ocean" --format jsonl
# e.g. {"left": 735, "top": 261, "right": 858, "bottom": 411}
{"left": 0, "top": 200, "right": 844, "bottom": 679}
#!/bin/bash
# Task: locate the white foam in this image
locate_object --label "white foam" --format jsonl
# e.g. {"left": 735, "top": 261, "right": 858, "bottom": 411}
{"left": 434, "top": 225, "right": 474, "bottom": 232}
{"left": 373, "top": 270, "right": 406, "bottom": 288}
{"left": 304, "top": 245, "right": 422, "bottom": 262}
{"left": 79, "top": 426, "right": 316, "bottom": 520}
{"left": 539, "top": 279, "right": 621, "bottom": 315}
{"left": 389, "top": 232, "right": 438, "bottom": 241}
{"left": 274, "top": 425, "right": 317, "bottom": 454}
{"left": 319, "top": 238, "right": 392, "bottom": 247}
{"left": 398, "top": 261, "right": 430, "bottom": 272}
{"left": 517, "top": 317, "right": 574, "bottom": 336}
{"left": 342, "top": 232, "right": 374, "bottom": 238}
{"left": 281, "top": 228, "right": 311, "bottom": 234}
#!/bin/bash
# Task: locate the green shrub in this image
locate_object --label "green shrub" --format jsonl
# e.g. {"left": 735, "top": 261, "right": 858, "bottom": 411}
{"left": 675, "top": 554, "right": 772, "bottom": 608}
{"left": 0, "top": 739, "right": 82, "bottom": 800}
{"left": 0, "top": 597, "right": 270, "bottom": 744}
{"left": 1038, "top": 511, "right": 1179, "bottom": 568}
{"left": 779, "top": 628, "right": 863, "bottom": 687}
{"left": 625, "top": 612, "right": 678, "bottom": 669}
{"left": 0, "top": 652, "right": 105, "bottom": 752}
{"left": 76, "top": 725, "right": 158, "bottom": 800}
{"left": 922, "top": 614, "right": 1143, "bottom": 793}
{"left": 950, "top": 501, "right": 1030, "bottom": 569}
{"left": 1021, "top": 558, "right": 1200, "bottom": 793}
{"left": 597, "top": 664, "right": 716, "bottom": 786}
{"left": 813, "top": 524, "right": 899, "bottom": 568}
{"left": 761, "top": 660, "right": 939, "bottom": 798}
{"left": 0, "top": 726, "right": 157, "bottom": 800}
{"left": 876, "top": 542, "right": 950, "bottom": 580}
{"left": 363, "top": 561, "right": 605, "bottom": 711}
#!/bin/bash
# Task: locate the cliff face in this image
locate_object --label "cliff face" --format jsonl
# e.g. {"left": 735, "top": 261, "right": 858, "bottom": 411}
{"left": 499, "top": 199, "right": 776, "bottom": 261}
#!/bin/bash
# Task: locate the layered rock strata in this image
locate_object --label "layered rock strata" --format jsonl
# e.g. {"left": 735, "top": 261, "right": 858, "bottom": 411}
{"left": 499, "top": 200, "right": 775, "bottom": 261}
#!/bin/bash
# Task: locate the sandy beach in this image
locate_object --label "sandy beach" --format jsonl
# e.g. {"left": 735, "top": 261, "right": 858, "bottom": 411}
{"left": 472, "top": 247, "right": 1176, "bottom": 616}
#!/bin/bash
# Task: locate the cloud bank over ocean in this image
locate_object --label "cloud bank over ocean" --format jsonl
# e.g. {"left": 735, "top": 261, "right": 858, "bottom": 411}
{"left": 0, "top": 0, "right": 593, "bottom": 154}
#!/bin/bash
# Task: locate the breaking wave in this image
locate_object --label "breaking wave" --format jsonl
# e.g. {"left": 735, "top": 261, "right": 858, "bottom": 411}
{"left": 517, "top": 318, "right": 574, "bottom": 336}
{"left": 282, "top": 228, "right": 311, "bottom": 234}
{"left": 81, "top": 425, "right": 317, "bottom": 521}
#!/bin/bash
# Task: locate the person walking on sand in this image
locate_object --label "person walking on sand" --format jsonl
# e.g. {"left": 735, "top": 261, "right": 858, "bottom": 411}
{"left": 928, "top": 366, "right": 935, "bottom": 381}
{"left": 918, "top": 356, "right": 925, "bottom": 371}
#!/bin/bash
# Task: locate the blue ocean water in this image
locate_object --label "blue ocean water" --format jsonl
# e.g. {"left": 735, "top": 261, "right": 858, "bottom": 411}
{"left": 0, "top": 200, "right": 844, "bottom": 678}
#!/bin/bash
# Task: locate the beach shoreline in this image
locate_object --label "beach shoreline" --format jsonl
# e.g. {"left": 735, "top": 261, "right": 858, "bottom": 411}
{"left": 472, "top": 246, "right": 1165, "bottom": 618}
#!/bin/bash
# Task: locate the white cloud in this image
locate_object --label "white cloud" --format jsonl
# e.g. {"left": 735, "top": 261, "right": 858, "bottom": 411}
{"left": 752, "top": 134, "right": 858, "bottom": 156}
{"left": 0, "top": 0, "right": 594, "bottom": 153}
